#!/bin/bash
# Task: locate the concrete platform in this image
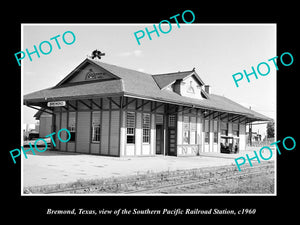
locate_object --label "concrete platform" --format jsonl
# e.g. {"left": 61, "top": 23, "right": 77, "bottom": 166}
{"left": 22, "top": 149, "right": 275, "bottom": 188}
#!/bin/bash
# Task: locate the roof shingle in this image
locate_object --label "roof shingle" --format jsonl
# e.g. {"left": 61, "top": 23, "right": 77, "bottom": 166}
{"left": 152, "top": 71, "right": 194, "bottom": 89}
{"left": 23, "top": 58, "right": 272, "bottom": 121}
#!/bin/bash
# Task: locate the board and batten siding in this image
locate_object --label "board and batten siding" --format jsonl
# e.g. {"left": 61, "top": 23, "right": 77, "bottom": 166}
{"left": 67, "top": 142, "right": 75, "bottom": 152}
{"left": 101, "top": 111, "right": 109, "bottom": 155}
{"left": 91, "top": 143, "right": 100, "bottom": 154}
{"left": 76, "top": 111, "right": 90, "bottom": 153}
{"left": 55, "top": 112, "right": 60, "bottom": 150}
{"left": 60, "top": 112, "right": 67, "bottom": 151}
{"left": 39, "top": 114, "right": 52, "bottom": 138}
{"left": 54, "top": 107, "right": 121, "bottom": 156}
{"left": 50, "top": 97, "right": 249, "bottom": 157}
{"left": 91, "top": 111, "right": 100, "bottom": 155}
{"left": 109, "top": 110, "right": 120, "bottom": 156}
{"left": 150, "top": 113, "right": 155, "bottom": 155}
{"left": 135, "top": 112, "right": 142, "bottom": 156}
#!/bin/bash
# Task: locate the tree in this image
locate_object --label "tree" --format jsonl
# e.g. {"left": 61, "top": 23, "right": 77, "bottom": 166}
{"left": 267, "top": 121, "right": 274, "bottom": 138}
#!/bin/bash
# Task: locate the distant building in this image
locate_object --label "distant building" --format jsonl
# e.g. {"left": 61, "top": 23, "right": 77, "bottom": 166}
{"left": 23, "top": 122, "right": 39, "bottom": 140}
{"left": 24, "top": 56, "right": 272, "bottom": 157}
{"left": 246, "top": 131, "right": 262, "bottom": 143}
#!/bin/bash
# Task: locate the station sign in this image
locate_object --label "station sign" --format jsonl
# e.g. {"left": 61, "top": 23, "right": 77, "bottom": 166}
{"left": 47, "top": 101, "right": 66, "bottom": 107}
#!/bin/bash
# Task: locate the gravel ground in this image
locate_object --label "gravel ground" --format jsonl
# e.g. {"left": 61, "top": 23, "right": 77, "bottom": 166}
{"left": 22, "top": 149, "right": 275, "bottom": 192}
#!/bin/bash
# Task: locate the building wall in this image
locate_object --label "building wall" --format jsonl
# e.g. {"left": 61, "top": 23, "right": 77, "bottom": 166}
{"left": 203, "top": 118, "right": 210, "bottom": 153}
{"left": 39, "top": 114, "right": 52, "bottom": 138}
{"left": 197, "top": 115, "right": 202, "bottom": 152}
{"left": 150, "top": 114, "right": 156, "bottom": 155}
{"left": 173, "top": 75, "right": 203, "bottom": 100}
{"left": 135, "top": 112, "right": 142, "bottom": 156}
{"left": 175, "top": 109, "right": 248, "bottom": 156}
{"left": 52, "top": 97, "right": 121, "bottom": 156}
{"left": 49, "top": 97, "right": 248, "bottom": 157}
{"left": 55, "top": 112, "right": 60, "bottom": 150}
{"left": 110, "top": 111, "right": 120, "bottom": 156}
{"left": 101, "top": 111, "right": 109, "bottom": 155}
{"left": 68, "top": 142, "right": 76, "bottom": 152}
{"left": 76, "top": 111, "right": 90, "bottom": 153}
{"left": 60, "top": 112, "right": 67, "bottom": 151}
{"left": 177, "top": 107, "right": 201, "bottom": 156}
{"left": 239, "top": 123, "right": 246, "bottom": 150}
{"left": 120, "top": 111, "right": 126, "bottom": 156}
{"left": 119, "top": 98, "right": 166, "bottom": 157}
{"left": 120, "top": 111, "right": 155, "bottom": 157}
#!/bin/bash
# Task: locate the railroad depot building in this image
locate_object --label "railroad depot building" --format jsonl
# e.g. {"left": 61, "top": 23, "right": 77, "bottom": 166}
{"left": 23, "top": 57, "right": 272, "bottom": 157}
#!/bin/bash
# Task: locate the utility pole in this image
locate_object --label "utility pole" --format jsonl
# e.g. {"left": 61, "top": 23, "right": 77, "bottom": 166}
{"left": 249, "top": 106, "right": 252, "bottom": 147}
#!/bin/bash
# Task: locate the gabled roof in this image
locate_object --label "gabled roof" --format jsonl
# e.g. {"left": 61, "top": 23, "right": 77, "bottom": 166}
{"left": 24, "top": 58, "right": 272, "bottom": 122}
{"left": 55, "top": 59, "right": 121, "bottom": 87}
{"left": 152, "top": 71, "right": 193, "bottom": 89}
{"left": 152, "top": 70, "right": 205, "bottom": 89}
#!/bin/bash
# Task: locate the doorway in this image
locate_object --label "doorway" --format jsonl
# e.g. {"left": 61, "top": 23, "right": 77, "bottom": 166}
{"left": 168, "top": 128, "right": 176, "bottom": 156}
{"left": 156, "top": 125, "right": 164, "bottom": 154}
{"left": 166, "top": 114, "right": 177, "bottom": 156}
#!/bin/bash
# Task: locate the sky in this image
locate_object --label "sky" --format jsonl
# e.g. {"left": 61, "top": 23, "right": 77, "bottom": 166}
{"left": 22, "top": 24, "right": 276, "bottom": 136}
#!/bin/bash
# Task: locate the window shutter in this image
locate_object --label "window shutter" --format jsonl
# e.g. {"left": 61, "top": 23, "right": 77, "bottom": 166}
{"left": 143, "top": 114, "right": 150, "bottom": 129}
{"left": 183, "top": 116, "right": 189, "bottom": 131}
{"left": 155, "top": 114, "right": 163, "bottom": 125}
{"left": 233, "top": 123, "right": 239, "bottom": 131}
{"left": 221, "top": 122, "right": 228, "bottom": 130}
{"left": 190, "top": 117, "right": 196, "bottom": 132}
{"left": 204, "top": 120, "right": 209, "bottom": 132}
{"left": 213, "top": 120, "right": 218, "bottom": 132}
{"left": 126, "top": 112, "right": 135, "bottom": 128}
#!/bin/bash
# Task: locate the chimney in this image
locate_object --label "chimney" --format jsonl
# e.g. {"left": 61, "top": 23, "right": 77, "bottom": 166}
{"left": 204, "top": 85, "right": 210, "bottom": 94}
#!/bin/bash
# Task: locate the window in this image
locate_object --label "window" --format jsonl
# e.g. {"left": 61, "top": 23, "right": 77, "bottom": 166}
{"left": 143, "top": 114, "right": 150, "bottom": 143}
{"left": 168, "top": 115, "right": 176, "bottom": 127}
{"left": 127, "top": 128, "right": 135, "bottom": 143}
{"left": 126, "top": 112, "right": 135, "bottom": 144}
{"left": 68, "top": 112, "right": 76, "bottom": 141}
{"left": 183, "top": 116, "right": 189, "bottom": 144}
{"left": 92, "top": 112, "right": 100, "bottom": 142}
